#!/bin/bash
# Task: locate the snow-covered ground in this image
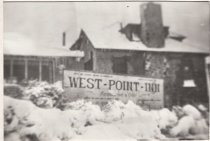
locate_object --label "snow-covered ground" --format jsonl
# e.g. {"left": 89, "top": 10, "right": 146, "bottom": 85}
{"left": 4, "top": 82, "right": 209, "bottom": 141}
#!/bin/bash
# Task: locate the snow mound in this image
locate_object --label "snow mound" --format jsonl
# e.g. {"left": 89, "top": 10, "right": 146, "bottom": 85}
{"left": 72, "top": 123, "right": 135, "bottom": 140}
{"left": 4, "top": 96, "right": 75, "bottom": 141}
{"left": 170, "top": 104, "right": 209, "bottom": 139}
{"left": 182, "top": 104, "right": 202, "bottom": 120}
{"left": 65, "top": 100, "right": 104, "bottom": 125}
{"left": 102, "top": 100, "right": 126, "bottom": 122}
{"left": 4, "top": 96, "right": 36, "bottom": 119}
{"left": 101, "top": 100, "right": 166, "bottom": 139}
{"left": 198, "top": 104, "right": 208, "bottom": 112}
{"left": 152, "top": 108, "right": 178, "bottom": 130}
{"left": 4, "top": 132, "right": 22, "bottom": 141}
{"left": 5, "top": 96, "right": 208, "bottom": 140}
{"left": 118, "top": 114, "right": 165, "bottom": 139}
{"left": 123, "top": 100, "right": 145, "bottom": 118}
{"left": 170, "top": 115, "right": 195, "bottom": 137}
{"left": 20, "top": 108, "right": 74, "bottom": 141}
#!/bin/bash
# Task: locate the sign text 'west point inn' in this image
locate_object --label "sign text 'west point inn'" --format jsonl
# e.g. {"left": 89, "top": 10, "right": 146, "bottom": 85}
{"left": 63, "top": 70, "right": 164, "bottom": 108}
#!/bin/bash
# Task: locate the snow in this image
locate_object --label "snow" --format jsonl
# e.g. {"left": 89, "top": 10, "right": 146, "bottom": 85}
{"left": 72, "top": 24, "right": 209, "bottom": 54}
{"left": 4, "top": 32, "right": 84, "bottom": 57}
{"left": 4, "top": 132, "right": 22, "bottom": 141}
{"left": 206, "top": 56, "right": 210, "bottom": 64}
{"left": 170, "top": 105, "right": 209, "bottom": 139}
{"left": 102, "top": 100, "right": 126, "bottom": 123}
{"left": 117, "top": 115, "right": 165, "bottom": 139}
{"left": 170, "top": 115, "right": 195, "bottom": 137}
{"left": 4, "top": 96, "right": 75, "bottom": 141}
{"left": 182, "top": 104, "right": 202, "bottom": 120}
{"left": 20, "top": 108, "right": 75, "bottom": 141}
{"left": 4, "top": 96, "right": 36, "bottom": 119}
{"left": 198, "top": 104, "right": 208, "bottom": 112}
{"left": 152, "top": 108, "right": 178, "bottom": 130}
{"left": 64, "top": 100, "right": 105, "bottom": 125}
{"left": 4, "top": 94, "right": 209, "bottom": 141}
{"left": 170, "top": 115, "right": 209, "bottom": 139}
{"left": 72, "top": 123, "right": 135, "bottom": 140}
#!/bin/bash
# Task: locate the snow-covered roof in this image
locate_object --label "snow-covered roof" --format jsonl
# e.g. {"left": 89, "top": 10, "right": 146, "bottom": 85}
{"left": 4, "top": 33, "right": 84, "bottom": 57}
{"left": 78, "top": 24, "right": 209, "bottom": 54}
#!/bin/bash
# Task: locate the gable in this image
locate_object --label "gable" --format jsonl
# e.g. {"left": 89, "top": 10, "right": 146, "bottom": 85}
{"left": 70, "top": 30, "right": 94, "bottom": 51}
{"left": 70, "top": 30, "right": 95, "bottom": 62}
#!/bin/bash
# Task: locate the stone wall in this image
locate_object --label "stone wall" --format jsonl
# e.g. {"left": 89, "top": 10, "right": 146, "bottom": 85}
{"left": 94, "top": 50, "right": 208, "bottom": 107}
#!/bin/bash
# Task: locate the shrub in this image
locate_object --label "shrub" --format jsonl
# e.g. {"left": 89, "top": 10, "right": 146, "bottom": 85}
{"left": 4, "top": 84, "right": 24, "bottom": 99}
{"left": 24, "top": 80, "right": 64, "bottom": 108}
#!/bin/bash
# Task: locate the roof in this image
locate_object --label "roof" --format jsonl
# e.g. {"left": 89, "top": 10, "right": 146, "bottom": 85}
{"left": 76, "top": 24, "right": 209, "bottom": 54}
{"left": 4, "top": 33, "right": 84, "bottom": 57}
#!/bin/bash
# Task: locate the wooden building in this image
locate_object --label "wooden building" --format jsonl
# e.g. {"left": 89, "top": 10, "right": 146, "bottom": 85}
{"left": 69, "top": 3, "right": 209, "bottom": 107}
{"left": 4, "top": 33, "right": 84, "bottom": 83}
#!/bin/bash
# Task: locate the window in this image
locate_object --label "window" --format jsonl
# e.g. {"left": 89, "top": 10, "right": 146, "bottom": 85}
{"left": 112, "top": 56, "right": 127, "bottom": 74}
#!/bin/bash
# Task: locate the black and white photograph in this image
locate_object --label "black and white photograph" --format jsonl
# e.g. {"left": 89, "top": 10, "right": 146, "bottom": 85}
{"left": 3, "top": 1, "right": 210, "bottom": 141}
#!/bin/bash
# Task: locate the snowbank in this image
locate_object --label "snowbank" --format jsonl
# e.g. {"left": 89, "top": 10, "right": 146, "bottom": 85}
{"left": 182, "top": 104, "right": 202, "bottom": 120}
{"left": 117, "top": 115, "right": 165, "bottom": 139}
{"left": 4, "top": 96, "right": 75, "bottom": 141}
{"left": 152, "top": 108, "right": 178, "bottom": 130}
{"left": 72, "top": 123, "right": 135, "bottom": 140}
{"left": 64, "top": 100, "right": 104, "bottom": 125}
{"left": 170, "top": 104, "right": 209, "bottom": 139}
{"left": 4, "top": 95, "right": 209, "bottom": 140}
{"left": 20, "top": 108, "right": 74, "bottom": 141}
{"left": 102, "top": 100, "right": 126, "bottom": 122}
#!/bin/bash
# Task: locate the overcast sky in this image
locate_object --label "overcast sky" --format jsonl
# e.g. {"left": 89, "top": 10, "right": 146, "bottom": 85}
{"left": 3, "top": 2, "right": 210, "bottom": 51}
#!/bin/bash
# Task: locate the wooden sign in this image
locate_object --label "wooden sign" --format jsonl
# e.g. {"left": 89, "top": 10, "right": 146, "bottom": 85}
{"left": 63, "top": 70, "right": 164, "bottom": 109}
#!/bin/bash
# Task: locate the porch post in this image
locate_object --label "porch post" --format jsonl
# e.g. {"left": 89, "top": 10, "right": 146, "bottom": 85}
{"left": 52, "top": 59, "right": 55, "bottom": 83}
{"left": 39, "top": 59, "right": 42, "bottom": 81}
{"left": 49, "top": 60, "right": 52, "bottom": 83}
{"left": 24, "top": 59, "right": 28, "bottom": 80}
{"left": 10, "top": 59, "right": 14, "bottom": 78}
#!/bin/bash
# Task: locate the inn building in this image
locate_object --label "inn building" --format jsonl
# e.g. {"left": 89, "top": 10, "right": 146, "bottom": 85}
{"left": 69, "top": 3, "right": 210, "bottom": 107}
{"left": 3, "top": 2, "right": 209, "bottom": 107}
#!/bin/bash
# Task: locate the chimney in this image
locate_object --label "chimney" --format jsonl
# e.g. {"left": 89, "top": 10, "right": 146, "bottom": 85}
{"left": 140, "top": 2, "right": 165, "bottom": 48}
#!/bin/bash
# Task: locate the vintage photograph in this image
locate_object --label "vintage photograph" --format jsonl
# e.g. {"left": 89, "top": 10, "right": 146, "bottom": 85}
{"left": 3, "top": 1, "right": 210, "bottom": 141}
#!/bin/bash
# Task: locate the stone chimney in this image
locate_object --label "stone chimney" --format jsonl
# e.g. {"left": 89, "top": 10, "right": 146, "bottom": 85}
{"left": 140, "top": 2, "right": 165, "bottom": 48}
